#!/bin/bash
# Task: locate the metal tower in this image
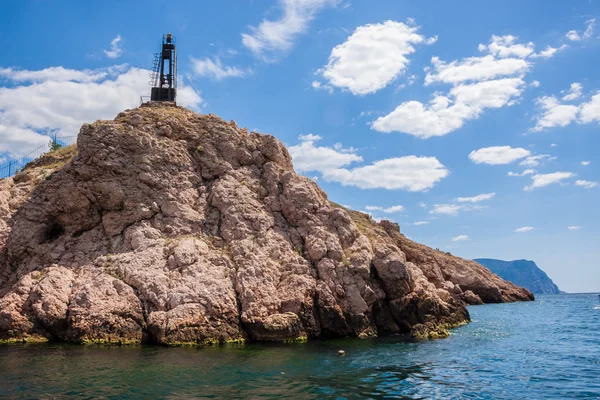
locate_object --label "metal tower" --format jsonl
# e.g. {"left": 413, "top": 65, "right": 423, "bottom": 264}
{"left": 150, "top": 33, "right": 177, "bottom": 102}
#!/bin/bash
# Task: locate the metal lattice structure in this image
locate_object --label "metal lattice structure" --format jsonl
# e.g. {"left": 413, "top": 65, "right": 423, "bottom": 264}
{"left": 0, "top": 136, "right": 76, "bottom": 179}
{"left": 150, "top": 33, "right": 177, "bottom": 102}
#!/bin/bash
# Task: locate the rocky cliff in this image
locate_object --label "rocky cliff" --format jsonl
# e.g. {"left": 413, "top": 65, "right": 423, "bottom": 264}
{"left": 0, "top": 102, "right": 533, "bottom": 345}
{"left": 474, "top": 259, "right": 560, "bottom": 294}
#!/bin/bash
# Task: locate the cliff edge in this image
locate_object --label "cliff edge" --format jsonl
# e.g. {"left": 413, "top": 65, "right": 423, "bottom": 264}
{"left": 474, "top": 258, "right": 560, "bottom": 294}
{"left": 0, "top": 102, "right": 533, "bottom": 345}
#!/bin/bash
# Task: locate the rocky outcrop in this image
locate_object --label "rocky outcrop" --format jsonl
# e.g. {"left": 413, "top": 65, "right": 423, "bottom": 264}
{"left": 474, "top": 258, "right": 560, "bottom": 294}
{"left": 0, "top": 102, "right": 533, "bottom": 345}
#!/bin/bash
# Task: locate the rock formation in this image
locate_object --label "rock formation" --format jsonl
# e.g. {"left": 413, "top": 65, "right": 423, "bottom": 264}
{"left": 474, "top": 258, "right": 560, "bottom": 294}
{"left": 0, "top": 102, "right": 533, "bottom": 345}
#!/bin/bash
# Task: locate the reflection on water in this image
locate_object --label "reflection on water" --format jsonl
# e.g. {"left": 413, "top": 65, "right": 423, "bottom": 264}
{"left": 1, "top": 294, "right": 599, "bottom": 399}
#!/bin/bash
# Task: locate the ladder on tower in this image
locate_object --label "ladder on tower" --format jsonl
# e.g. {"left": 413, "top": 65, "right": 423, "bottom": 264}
{"left": 149, "top": 53, "right": 161, "bottom": 86}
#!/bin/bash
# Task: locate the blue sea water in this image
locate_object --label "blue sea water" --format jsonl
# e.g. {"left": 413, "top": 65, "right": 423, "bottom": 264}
{"left": 1, "top": 293, "right": 599, "bottom": 399}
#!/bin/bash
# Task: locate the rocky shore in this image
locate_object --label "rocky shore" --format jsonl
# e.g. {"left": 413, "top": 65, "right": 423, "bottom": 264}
{"left": 0, "top": 102, "right": 533, "bottom": 345}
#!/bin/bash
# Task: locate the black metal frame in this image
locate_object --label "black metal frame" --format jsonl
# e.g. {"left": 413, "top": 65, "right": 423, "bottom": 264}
{"left": 150, "top": 33, "right": 177, "bottom": 102}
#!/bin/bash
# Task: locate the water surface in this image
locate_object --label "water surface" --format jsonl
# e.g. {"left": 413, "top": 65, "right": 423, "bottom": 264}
{"left": 1, "top": 293, "right": 599, "bottom": 399}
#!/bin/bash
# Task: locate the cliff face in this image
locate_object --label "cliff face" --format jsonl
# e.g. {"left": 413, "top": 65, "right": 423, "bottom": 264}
{"left": 474, "top": 259, "right": 560, "bottom": 294}
{"left": 0, "top": 103, "right": 533, "bottom": 345}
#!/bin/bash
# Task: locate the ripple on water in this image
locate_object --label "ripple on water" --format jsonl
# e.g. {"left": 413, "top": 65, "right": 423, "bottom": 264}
{"left": 0, "top": 294, "right": 599, "bottom": 399}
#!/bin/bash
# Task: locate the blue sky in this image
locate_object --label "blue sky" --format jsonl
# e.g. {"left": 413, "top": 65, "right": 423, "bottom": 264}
{"left": 1, "top": 0, "right": 599, "bottom": 292}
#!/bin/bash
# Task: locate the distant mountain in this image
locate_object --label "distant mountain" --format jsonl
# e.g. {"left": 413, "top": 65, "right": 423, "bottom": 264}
{"left": 473, "top": 259, "right": 560, "bottom": 294}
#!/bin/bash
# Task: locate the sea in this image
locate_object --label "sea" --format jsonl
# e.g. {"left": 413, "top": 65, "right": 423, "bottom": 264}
{"left": 1, "top": 293, "right": 599, "bottom": 399}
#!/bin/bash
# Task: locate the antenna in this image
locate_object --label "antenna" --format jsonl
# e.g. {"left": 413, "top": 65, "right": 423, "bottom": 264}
{"left": 150, "top": 33, "right": 177, "bottom": 102}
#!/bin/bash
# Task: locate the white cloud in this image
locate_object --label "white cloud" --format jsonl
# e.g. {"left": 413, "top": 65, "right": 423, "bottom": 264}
{"left": 425, "top": 54, "right": 530, "bottom": 86}
{"left": 457, "top": 193, "right": 495, "bottom": 202}
{"left": 242, "top": 0, "right": 339, "bottom": 60}
{"left": 0, "top": 65, "right": 202, "bottom": 157}
{"left": 430, "top": 204, "right": 463, "bottom": 216}
{"left": 426, "top": 36, "right": 438, "bottom": 45}
{"left": 382, "top": 205, "right": 404, "bottom": 213}
{"left": 578, "top": 93, "right": 600, "bottom": 124}
{"left": 372, "top": 78, "right": 525, "bottom": 138}
{"left": 190, "top": 57, "right": 249, "bottom": 80}
{"left": 508, "top": 169, "right": 536, "bottom": 177}
{"left": 568, "top": 226, "right": 581, "bottom": 230}
{"left": 565, "top": 19, "right": 595, "bottom": 42}
{"left": 322, "top": 156, "right": 449, "bottom": 191}
{"left": 581, "top": 161, "right": 590, "bottom": 166}
{"left": 550, "top": 143, "right": 557, "bottom": 147}
{"left": 479, "top": 35, "right": 535, "bottom": 59}
{"left": 531, "top": 44, "right": 568, "bottom": 59}
{"left": 333, "top": 142, "right": 357, "bottom": 153}
{"left": 562, "top": 82, "right": 583, "bottom": 101}
{"left": 514, "top": 226, "right": 534, "bottom": 232}
{"left": 525, "top": 172, "right": 575, "bottom": 191}
{"left": 469, "top": 146, "right": 530, "bottom": 165}
{"left": 413, "top": 221, "right": 429, "bottom": 226}
{"left": 531, "top": 96, "right": 579, "bottom": 132}
{"left": 584, "top": 18, "right": 596, "bottom": 39}
{"left": 0, "top": 66, "right": 115, "bottom": 83}
{"left": 372, "top": 34, "right": 538, "bottom": 138}
{"left": 519, "top": 154, "right": 555, "bottom": 167}
{"left": 452, "top": 234, "right": 469, "bottom": 242}
{"left": 566, "top": 30, "right": 581, "bottom": 41}
{"left": 418, "top": 202, "right": 427, "bottom": 208}
{"left": 530, "top": 80, "right": 540, "bottom": 88}
{"left": 316, "top": 20, "right": 430, "bottom": 95}
{"left": 532, "top": 90, "right": 600, "bottom": 131}
{"left": 298, "top": 133, "right": 323, "bottom": 141}
{"left": 104, "top": 35, "right": 123, "bottom": 59}
{"left": 575, "top": 180, "right": 598, "bottom": 189}
{"left": 366, "top": 205, "right": 404, "bottom": 213}
{"left": 289, "top": 138, "right": 362, "bottom": 173}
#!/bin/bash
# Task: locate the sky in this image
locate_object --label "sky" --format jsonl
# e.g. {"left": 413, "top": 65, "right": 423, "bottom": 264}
{"left": 0, "top": 0, "right": 599, "bottom": 293}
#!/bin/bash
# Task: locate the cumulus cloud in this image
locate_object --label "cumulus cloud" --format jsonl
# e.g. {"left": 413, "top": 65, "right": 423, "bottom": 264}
{"left": 568, "top": 226, "right": 581, "bottom": 230}
{"left": 242, "top": 0, "right": 339, "bottom": 60}
{"left": 0, "top": 65, "right": 202, "bottom": 157}
{"left": 575, "top": 180, "right": 598, "bottom": 189}
{"left": 366, "top": 205, "right": 405, "bottom": 213}
{"left": 524, "top": 172, "right": 575, "bottom": 191}
{"left": 562, "top": 82, "right": 583, "bottom": 101}
{"left": 371, "top": 34, "right": 546, "bottom": 138}
{"left": 430, "top": 204, "right": 463, "bottom": 216}
{"left": 190, "top": 57, "right": 249, "bottom": 80}
{"left": 457, "top": 193, "right": 495, "bottom": 202}
{"left": 315, "top": 20, "right": 432, "bottom": 95}
{"left": 532, "top": 88, "right": 600, "bottom": 131}
{"left": 531, "top": 95, "right": 579, "bottom": 132}
{"left": 372, "top": 78, "right": 525, "bottom": 138}
{"left": 104, "top": 35, "right": 123, "bottom": 59}
{"left": 469, "top": 146, "right": 530, "bottom": 165}
{"left": 566, "top": 30, "right": 581, "bottom": 41}
{"left": 322, "top": 156, "right": 449, "bottom": 191}
{"left": 531, "top": 44, "right": 568, "bottom": 59}
{"left": 519, "top": 154, "right": 555, "bottom": 167}
{"left": 514, "top": 226, "right": 534, "bottom": 232}
{"left": 298, "top": 133, "right": 322, "bottom": 141}
{"left": 581, "top": 161, "right": 590, "bottom": 166}
{"left": 566, "top": 19, "right": 595, "bottom": 41}
{"left": 452, "top": 234, "right": 469, "bottom": 242}
{"left": 508, "top": 169, "right": 536, "bottom": 177}
{"left": 288, "top": 136, "right": 362, "bottom": 173}
{"left": 413, "top": 221, "right": 429, "bottom": 226}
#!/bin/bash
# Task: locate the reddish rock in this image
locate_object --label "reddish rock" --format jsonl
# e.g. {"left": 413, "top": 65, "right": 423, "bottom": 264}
{"left": 0, "top": 103, "right": 533, "bottom": 345}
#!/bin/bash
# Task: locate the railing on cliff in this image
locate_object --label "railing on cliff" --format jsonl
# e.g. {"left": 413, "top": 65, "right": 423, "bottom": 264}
{"left": 0, "top": 136, "right": 77, "bottom": 179}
